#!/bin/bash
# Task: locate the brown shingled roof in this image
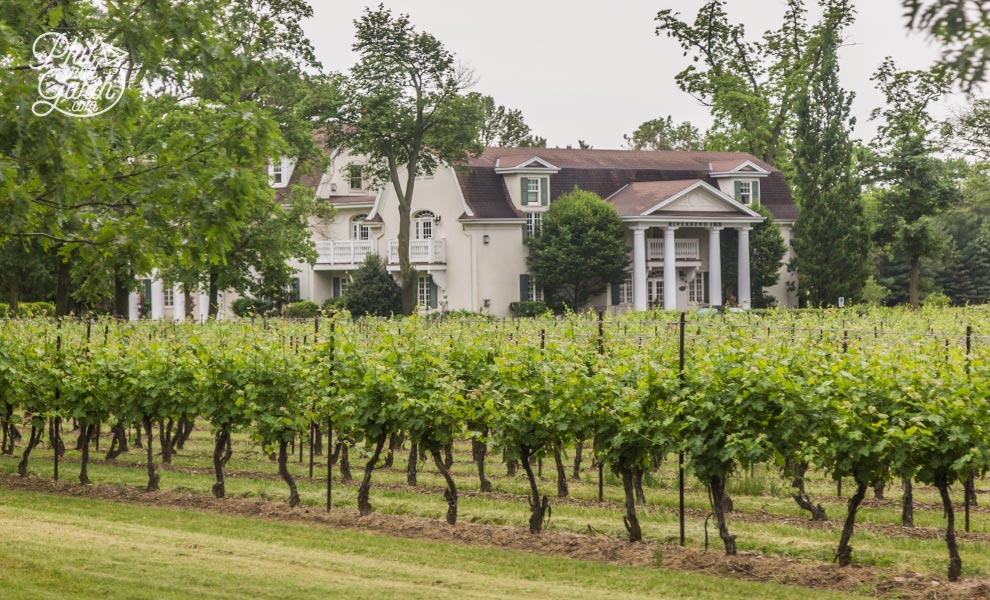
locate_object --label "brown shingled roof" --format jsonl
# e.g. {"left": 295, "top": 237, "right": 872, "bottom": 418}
{"left": 607, "top": 180, "right": 701, "bottom": 216}
{"left": 458, "top": 147, "right": 797, "bottom": 222}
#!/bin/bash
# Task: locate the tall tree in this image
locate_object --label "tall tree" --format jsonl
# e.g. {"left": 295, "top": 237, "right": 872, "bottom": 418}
{"left": 473, "top": 94, "right": 546, "bottom": 147}
{"left": 903, "top": 0, "right": 990, "bottom": 90}
{"left": 526, "top": 189, "right": 629, "bottom": 310}
{"left": 655, "top": 0, "right": 855, "bottom": 171}
{"left": 330, "top": 5, "right": 485, "bottom": 314}
{"left": 623, "top": 116, "right": 704, "bottom": 151}
{"left": 718, "top": 205, "right": 788, "bottom": 307}
{"left": 870, "top": 59, "right": 957, "bottom": 308}
{"left": 791, "top": 10, "right": 870, "bottom": 306}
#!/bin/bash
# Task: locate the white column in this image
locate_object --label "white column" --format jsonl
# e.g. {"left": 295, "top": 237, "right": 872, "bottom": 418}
{"left": 150, "top": 277, "right": 164, "bottom": 321}
{"left": 737, "top": 226, "right": 752, "bottom": 309}
{"left": 173, "top": 288, "right": 185, "bottom": 321}
{"left": 708, "top": 227, "right": 723, "bottom": 306}
{"left": 128, "top": 292, "right": 140, "bottom": 321}
{"left": 632, "top": 225, "right": 648, "bottom": 312}
{"left": 663, "top": 226, "right": 678, "bottom": 311}
{"left": 198, "top": 290, "right": 209, "bottom": 322}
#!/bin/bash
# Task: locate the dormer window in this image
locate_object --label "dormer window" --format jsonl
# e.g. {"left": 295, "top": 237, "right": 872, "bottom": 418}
{"left": 521, "top": 176, "right": 548, "bottom": 206}
{"left": 734, "top": 180, "right": 760, "bottom": 205}
{"left": 349, "top": 165, "right": 364, "bottom": 191}
{"left": 272, "top": 161, "right": 283, "bottom": 184}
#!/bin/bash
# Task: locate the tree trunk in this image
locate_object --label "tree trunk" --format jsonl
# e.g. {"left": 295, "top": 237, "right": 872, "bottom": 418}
{"left": 55, "top": 253, "right": 71, "bottom": 317}
{"left": 48, "top": 417, "right": 64, "bottom": 458}
{"left": 212, "top": 429, "right": 230, "bottom": 498}
{"left": 79, "top": 423, "right": 94, "bottom": 485}
{"left": 471, "top": 438, "right": 492, "bottom": 492}
{"left": 836, "top": 480, "right": 868, "bottom": 566}
{"left": 553, "top": 442, "right": 569, "bottom": 498}
{"left": 406, "top": 441, "right": 418, "bottom": 486}
{"left": 134, "top": 423, "right": 142, "bottom": 449}
{"left": 339, "top": 443, "right": 352, "bottom": 482}
{"left": 621, "top": 467, "right": 643, "bottom": 542}
{"left": 174, "top": 416, "right": 194, "bottom": 450}
{"left": 277, "top": 438, "right": 300, "bottom": 508}
{"left": 937, "top": 480, "right": 963, "bottom": 581}
{"left": 572, "top": 441, "right": 583, "bottom": 481}
{"left": 383, "top": 433, "right": 401, "bottom": 468}
{"left": 443, "top": 442, "right": 454, "bottom": 469}
{"left": 791, "top": 461, "right": 827, "bottom": 521}
{"left": 908, "top": 256, "right": 921, "bottom": 310}
{"left": 521, "top": 446, "right": 549, "bottom": 534}
{"left": 143, "top": 417, "right": 160, "bottom": 491}
{"left": 208, "top": 268, "right": 220, "bottom": 317}
{"left": 17, "top": 422, "right": 43, "bottom": 477}
{"left": 106, "top": 420, "right": 127, "bottom": 460}
{"left": 357, "top": 433, "right": 388, "bottom": 516}
{"left": 709, "top": 474, "right": 736, "bottom": 555}
{"left": 431, "top": 449, "right": 458, "bottom": 525}
{"left": 634, "top": 467, "right": 647, "bottom": 505}
{"left": 901, "top": 477, "right": 914, "bottom": 527}
{"left": 1, "top": 403, "right": 17, "bottom": 455}
{"left": 873, "top": 480, "right": 885, "bottom": 500}
{"left": 159, "top": 418, "right": 174, "bottom": 464}
{"left": 314, "top": 426, "right": 323, "bottom": 456}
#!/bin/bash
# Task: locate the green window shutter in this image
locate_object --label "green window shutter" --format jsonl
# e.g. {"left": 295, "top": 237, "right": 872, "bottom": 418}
{"left": 611, "top": 282, "right": 621, "bottom": 305}
{"left": 332, "top": 277, "right": 341, "bottom": 298}
{"left": 429, "top": 276, "right": 438, "bottom": 309}
{"left": 752, "top": 180, "right": 761, "bottom": 204}
{"left": 520, "top": 177, "right": 530, "bottom": 205}
{"left": 734, "top": 180, "right": 743, "bottom": 201}
{"left": 703, "top": 272, "right": 710, "bottom": 304}
{"left": 519, "top": 274, "right": 530, "bottom": 302}
{"left": 540, "top": 177, "right": 549, "bottom": 206}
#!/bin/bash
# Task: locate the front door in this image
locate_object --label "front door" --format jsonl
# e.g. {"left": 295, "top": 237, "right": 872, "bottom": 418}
{"left": 647, "top": 275, "right": 664, "bottom": 308}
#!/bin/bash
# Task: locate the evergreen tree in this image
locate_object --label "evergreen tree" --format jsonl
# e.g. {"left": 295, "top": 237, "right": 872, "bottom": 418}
{"left": 344, "top": 255, "right": 402, "bottom": 317}
{"left": 791, "top": 18, "right": 870, "bottom": 306}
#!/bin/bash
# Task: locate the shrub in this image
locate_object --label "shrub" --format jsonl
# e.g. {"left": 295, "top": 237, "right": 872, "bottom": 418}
{"left": 426, "top": 309, "right": 496, "bottom": 322}
{"left": 923, "top": 290, "right": 952, "bottom": 308}
{"left": 345, "top": 255, "right": 402, "bottom": 317}
{"left": 17, "top": 302, "right": 55, "bottom": 317}
{"left": 284, "top": 300, "right": 319, "bottom": 319}
{"left": 232, "top": 297, "right": 274, "bottom": 317}
{"left": 322, "top": 297, "right": 347, "bottom": 311}
{"left": 509, "top": 301, "right": 548, "bottom": 318}
{"left": 0, "top": 303, "right": 7, "bottom": 318}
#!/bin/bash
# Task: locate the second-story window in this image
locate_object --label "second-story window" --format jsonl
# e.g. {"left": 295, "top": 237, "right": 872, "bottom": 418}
{"left": 414, "top": 210, "right": 435, "bottom": 240}
{"left": 163, "top": 287, "right": 174, "bottom": 308}
{"left": 526, "top": 177, "right": 540, "bottom": 204}
{"left": 734, "top": 180, "right": 760, "bottom": 205}
{"left": 349, "top": 165, "right": 364, "bottom": 191}
{"left": 351, "top": 215, "right": 370, "bottom": 240}
{"left": 272, "top": 161, "right": 283, "bottom": 184}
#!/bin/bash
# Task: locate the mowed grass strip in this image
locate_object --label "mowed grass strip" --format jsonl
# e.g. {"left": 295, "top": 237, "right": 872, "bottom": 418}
{"left": 0, "top": 489, "right": 868, "bottom": 600}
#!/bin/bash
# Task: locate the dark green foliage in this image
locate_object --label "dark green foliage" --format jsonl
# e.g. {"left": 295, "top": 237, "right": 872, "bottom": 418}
{"left": 904, "top": 0, "right": 990, "bottom": 90}
{"left": 526, "top": 189, "right": 629, "bottom": 310}
{"left": 344, "top": 255, "right": 402, "bottom": 318}
{"left": 283, "top": 301, "right": 319, "bottom": 319}
{"left": 623, "top": 116, "right": 704, "bottom": 151}
{"left": 473, "top": 94, "right": 546, "bottom": 147}
{"left": 509, "top": 301, "right": 549, "bottom": 318}
{"left": 232, "top": 298, "right": 274, "bottom": 318}
{"left": 791, "top": 19, "right": 870, "bottom": 306}
{"left": 719, "top": 205, "right": 787, "bottom": 306}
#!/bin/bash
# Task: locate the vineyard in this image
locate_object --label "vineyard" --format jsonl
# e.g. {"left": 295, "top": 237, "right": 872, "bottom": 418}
{"left": 2, "top": 308, "right": 990, "bottom": 597}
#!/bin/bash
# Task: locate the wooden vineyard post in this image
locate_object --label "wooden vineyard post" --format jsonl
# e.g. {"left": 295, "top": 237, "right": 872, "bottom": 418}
{"left": 326, "top": 315, "right": 336, "bottom": 513}
{"left": 308, "top": 422, "right": 315, "bottom": 480}
{"left": 597, "top": 313, "right": 604, "bottom": 502}
{"left": 837, "top": 329, "right": 848, "bottom": 498}
{"left": 678, "top": 311, "right": 686, "bottom": 548}
{"left": 966, "top": 325, "right": 972, "bottom": 533}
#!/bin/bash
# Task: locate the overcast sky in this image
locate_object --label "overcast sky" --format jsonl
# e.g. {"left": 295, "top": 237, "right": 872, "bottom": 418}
{"left": 303, "top": 0, "right": 966, "bottom": 151}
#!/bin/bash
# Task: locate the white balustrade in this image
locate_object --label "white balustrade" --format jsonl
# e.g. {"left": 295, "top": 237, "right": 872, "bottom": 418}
{"left": 315, "top": 240, "right": 375, "bottom": 264}
{"left": 387, "top": 238, "right": 446, "bottom": 264}
{"left": 646, "top": 238, "right": 700, "bottom": 261}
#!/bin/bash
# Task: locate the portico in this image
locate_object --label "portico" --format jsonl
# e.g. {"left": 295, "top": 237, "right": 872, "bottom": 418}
{"left": 607, "top": 179, "right": 765, "bottom": 311}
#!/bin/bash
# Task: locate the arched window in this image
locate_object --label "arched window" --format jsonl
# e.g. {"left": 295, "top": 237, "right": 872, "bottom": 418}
{"left": 351, "top": 215, "right": 370, "bottom": 240}
{"left": 413, "top": 210, "right": 435, "bottom": 240}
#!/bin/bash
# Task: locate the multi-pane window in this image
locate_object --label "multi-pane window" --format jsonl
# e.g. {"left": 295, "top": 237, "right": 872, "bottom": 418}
{"left": 272, "top": 161, "right": 283, "bottom": 184}
{"left": 619, "top": 276, "right": 633, "bottom": 305}
{"left": 163, "top": 287, "right": 174, "bottom": 308}
{"left": 414, "top": 211, "right": 435, "bottom": 240}
{"left": 688, "top": 273, "right": 705, "bottom": 304}
{"left": 526, "top": 212, "right": 543, "bottom": 238}
{"left": 529, "top": 279, "right": 544, "bottom": 302}
{"left": 648, "top": 276, "right": 664, "bottom": 307}
{"left": 348, "top": 165, "right": 363, "bottom": 191}
{"left": 525, "top": 177, "right": 541, "bottom": 204}
{"left": 351, "top": 215, "right": 370, "bottom": 240}
{"left": 418, "top": 275, "right": 431, "bottom": 307}
{"left": 737, "top": 181, "right": 752, "bottom": 204}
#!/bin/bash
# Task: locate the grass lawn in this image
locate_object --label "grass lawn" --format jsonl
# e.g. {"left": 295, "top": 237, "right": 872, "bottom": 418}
{"left": 0, "top": 488, "right": 869, "bottom": 600}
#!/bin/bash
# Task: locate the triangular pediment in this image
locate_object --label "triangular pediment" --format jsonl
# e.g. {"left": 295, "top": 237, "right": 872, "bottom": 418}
{"left": 643, "top": 181, "right": 761, "bottom": 217}
{"left": 494, "top": 156, "right": 560, "bottom": 174}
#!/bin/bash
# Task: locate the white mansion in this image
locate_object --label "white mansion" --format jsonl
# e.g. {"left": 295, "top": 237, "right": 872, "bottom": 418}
{"left": 137, "top": 146, "right": 798, "bottom": 319}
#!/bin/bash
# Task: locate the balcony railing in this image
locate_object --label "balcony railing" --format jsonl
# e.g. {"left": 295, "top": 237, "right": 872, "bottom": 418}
{"left": 647, "top": 238, "right": 700, "bottom": 261}
{"left": 315, "top": 240, "right": 375, "bottom": 264}
{"left": 388, "top": 238, "right": 446, "bottom": 264}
